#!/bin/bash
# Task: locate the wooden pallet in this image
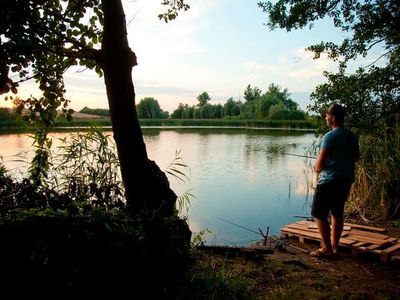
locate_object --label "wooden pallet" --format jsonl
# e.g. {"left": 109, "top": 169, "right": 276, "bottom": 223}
{"left": 281, "top": 220, "right": 400, "bottom": 263}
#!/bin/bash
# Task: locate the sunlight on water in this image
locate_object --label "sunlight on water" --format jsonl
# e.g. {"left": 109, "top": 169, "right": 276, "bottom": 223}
{"left": 0, "top": 128, "right": 317, "bottom": 246}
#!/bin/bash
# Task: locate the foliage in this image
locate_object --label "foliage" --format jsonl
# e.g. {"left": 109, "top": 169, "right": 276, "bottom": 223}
{"left": 158, "top": 0, "right": 190, "bottom": 23}
{"left": 1, "top": 0, "right": 103, "bottom": 187}
{"left": 223, "top": 97, "right": 241, "bottom": 117}
{"left": 191, "top": 228, "right": 212, "bottom": 248}
{"left": 0, "top": 207, "right": 192, "bottom": 298}
{"left": 12, "top": 97, "right": 60, "bottom": 188}
{"left": 79, "top": 106, "right": 110, "bottom": 116}
{"left": 244, "top": 84, "right": 262, "bottom": 103}
{"left": 0, "top": 0, "right": 103, "bottom": 114}
{"left": 163, "top": 149, "right": 195, "bottom": 216}
{"left": 51, "top": 128, "right": 125, "bottom": 208}
{"left": 1, "top": 0, "right": 194, "bottom": 216}
{"left": 139, "top": 118, "right": 315, "bottom": 129}
{"left": 347, "top": 122, "right": 400, "bottom": 221}
{"left": 0, "top": 127, "right": 194, "bottom": 297}
{"left": 136, "top": 97, "right": 169, "bottom": 119}
{"left": 170, "top": 83, "right": 307, "bottom": 121}
{"left": 171, "top": 103, "right": 195, "bottom": 119}
{"left": 0, "top": 127, "right": 198, "bottom": 218}
{"left": 259, "top": 0, "right": 399, "bottom": 130}
{"left": 196, "top": 91, "right": 211, "bottom": 107}
{"left": 259, "top": 0, "right": 400, "bottom": 220}
{"left": 0, "top": 107, "right": 16, "bottom": 121}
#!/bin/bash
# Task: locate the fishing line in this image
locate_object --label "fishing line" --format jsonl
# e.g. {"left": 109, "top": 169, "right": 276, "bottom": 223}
{"left": 216, "top": 217, "right": 263, "bottom": 237}
{"left": 216, "top": 216, "right": 309, "bottom": 253}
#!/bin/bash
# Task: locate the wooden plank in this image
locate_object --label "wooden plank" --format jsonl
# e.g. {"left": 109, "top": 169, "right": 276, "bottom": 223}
{"left": 344, "top": 222, "right": 387, "bottom": 233}
{"left": 344, "top": 234, "right": 390, "bottom": 245}
{"left": 281, "top": 221, "right": 400, "bottom": 263}
{"left": 346, "top": 229, "right": 389, "bottom": 240}
{"left": 338, "top": 237, "right": 357, "bottom": 246}
{"left": 297, "top": 220, "right": 387, "bottom": 233}
{"left": 286, "top": 223, "right": 319, "bottom": 233}
{"left": 352, "top": 241, "right": 366, "bottom": 247}
{"left": 297, "top": 220, "right": 315, "bottom": 226}
{"left": 307, "top": 224, "right": 351, "bottom": 231}
{"left": 281, "top": 226, "right": 320, "bottom": 238}
{"left": 367, "top": 244, "right": 383, "bottom": 250}
{"left": 382, "top": 243, "right": 400, "bottom": 254}
{"left": 281, "top": 226, "right": 355, "bottom": 246}
{"left": 281, "top": 227, "right": 321, "bottom": 240}
{"left": 386, "top": 237, "right": 399, "bottom": 243}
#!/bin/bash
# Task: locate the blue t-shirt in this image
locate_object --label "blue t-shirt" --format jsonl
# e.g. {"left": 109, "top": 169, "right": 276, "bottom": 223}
{"left": 318, "top": 127, "right": 359, "bottom": 184}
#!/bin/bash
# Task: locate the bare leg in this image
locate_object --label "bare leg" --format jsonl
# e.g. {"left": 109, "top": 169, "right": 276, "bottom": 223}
{"left": 315, "top": 218, "right": 333, "bottom": 254}
{"left": 331, "top": 215, "right": 344, "bottom": 255}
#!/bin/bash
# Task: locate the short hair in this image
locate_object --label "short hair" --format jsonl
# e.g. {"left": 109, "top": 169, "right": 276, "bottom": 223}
{"left": 327, "top": 103, "right": 345, "bottom": 123}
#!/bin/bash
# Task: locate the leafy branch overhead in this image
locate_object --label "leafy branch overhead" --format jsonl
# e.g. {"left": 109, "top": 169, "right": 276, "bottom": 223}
{"left": 0, "top": 0, "right": 104, "bottom": 95}
{"left": 158, "top": 0, "right": 190, "bottom": 23}
{"left": 258, "top": 0, "right": 399, "bottom": 68}
{"left": 259, "top": 0, "right": 400, "bottom": 220}
{"left": 1, "top": 0, "right": 192, "bottom": 216}
{"left": 258, "top": 0, "right": 399, "bottom": 131}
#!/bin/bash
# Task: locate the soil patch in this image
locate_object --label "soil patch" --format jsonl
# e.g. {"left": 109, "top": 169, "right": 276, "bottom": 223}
{"left": 194, "top": 233, "right": 400, "bottom": 299}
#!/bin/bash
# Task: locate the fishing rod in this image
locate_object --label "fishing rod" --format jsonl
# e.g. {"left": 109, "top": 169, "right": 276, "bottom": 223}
{"left": 282, "top": 152, "right": 317, "bottom": 159}
{"left": 216, "top": 217, "right": 308, "bottom": 253}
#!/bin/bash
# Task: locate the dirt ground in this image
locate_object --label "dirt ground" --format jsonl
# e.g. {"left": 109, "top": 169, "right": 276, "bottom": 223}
{"left": 263, "top": 236, "right": 400, "bottom": 298}
{"left": 195, "top": 227, "right": 400, "bottom": 299}
{"left": 250, "top": 231, "right": 400, "bottom": 299}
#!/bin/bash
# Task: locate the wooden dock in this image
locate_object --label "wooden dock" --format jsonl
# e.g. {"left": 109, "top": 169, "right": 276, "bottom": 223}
{"left": 281, "top": 220, "right": 400, "bottom": 263}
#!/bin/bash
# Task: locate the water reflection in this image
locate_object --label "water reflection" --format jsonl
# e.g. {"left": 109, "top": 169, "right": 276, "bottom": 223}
{"left": 0, "top": 128, "right": 317, "bottom": 245}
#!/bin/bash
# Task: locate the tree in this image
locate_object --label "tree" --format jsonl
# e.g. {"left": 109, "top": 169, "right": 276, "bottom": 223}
{"left": 258, "top": 0, "right": 400, "bottom": 128}
{"left": 136, "top": 97, "right": 168, "bottom": 119}
{"left": 0, "top": 0, "right": 190, "bottom": 217}
{"left": 171, "top": 103, "right": 185, "bottom": 118}
{"left": 259, "top": 0, "right": 400, "bottom": 219}
{"left": 0, "top": 107, "right": 15, "bottom": 121}
{"left": 223, "top": 97, "right": 241, "bottom": 117}
{"left": 243, "top": 84, "right": 262, "bottom": 103}
{"left": 196, "top": 91, "right": 211, "bottom": 107}
{"left": 255, "top": 93, "right": 279, "bottom": 118}
{"left": 80, "top": 106, "right": 110, "bottom": 116}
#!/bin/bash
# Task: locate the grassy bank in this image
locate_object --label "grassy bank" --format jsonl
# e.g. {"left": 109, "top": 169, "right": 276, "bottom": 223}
{"left": 0, "top": 118, "right": 316, "bottom": 132}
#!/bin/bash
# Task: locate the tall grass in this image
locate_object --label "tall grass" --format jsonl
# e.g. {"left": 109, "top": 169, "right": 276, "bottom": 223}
{"left": 347, "top": 120, "right": 400, "bottom": 223}
{"left": 47, "top": 128, "right": 194, "bottom": 214}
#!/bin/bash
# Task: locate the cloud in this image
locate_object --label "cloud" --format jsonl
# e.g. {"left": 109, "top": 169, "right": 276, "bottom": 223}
{"left": 244, "top": 48, "right": 337, "bottom": 79}
{"left": 1, "top": 1, "right": 346, "bottom": 115}
{"left": 240, "top": 47, "right": 339, "bottom": 94}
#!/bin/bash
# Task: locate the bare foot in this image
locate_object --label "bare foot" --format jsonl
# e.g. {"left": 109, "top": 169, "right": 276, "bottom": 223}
{"left": 310, "top": 248, "right": 334, "bottom": 258}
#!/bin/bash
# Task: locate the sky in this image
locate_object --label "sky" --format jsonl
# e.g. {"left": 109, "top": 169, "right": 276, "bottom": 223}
{"left": 1, "top": 0, "right": 380, "bottom": 113}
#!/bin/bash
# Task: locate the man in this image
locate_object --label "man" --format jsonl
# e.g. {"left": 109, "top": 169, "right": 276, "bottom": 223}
{"left": 311, "top": 103, "right": 360, "bottom": 258}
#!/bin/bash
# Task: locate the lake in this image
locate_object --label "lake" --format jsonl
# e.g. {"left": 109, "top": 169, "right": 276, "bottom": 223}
{"left": 0, "top": 127, "right": 318, "bottom": 246}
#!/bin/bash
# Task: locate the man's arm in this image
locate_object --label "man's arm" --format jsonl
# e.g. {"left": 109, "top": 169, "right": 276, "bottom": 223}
{"left": 314, "top": 148, "right": 329, "bottom": 173}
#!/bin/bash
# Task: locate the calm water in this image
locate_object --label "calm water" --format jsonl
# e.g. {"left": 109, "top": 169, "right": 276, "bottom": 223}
{"left": 0, "top": 127, "right": 317, "bottom": 245}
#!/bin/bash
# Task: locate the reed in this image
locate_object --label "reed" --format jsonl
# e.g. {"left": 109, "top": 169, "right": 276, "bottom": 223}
{"left": 346, "top": 121, "right": 400, "bottom": 222}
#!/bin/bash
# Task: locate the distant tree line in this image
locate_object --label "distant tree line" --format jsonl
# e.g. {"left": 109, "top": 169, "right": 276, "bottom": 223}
{"left": 170, "top": 84, "right": 307, "bottom": 120}
{"left": 80, "top": 106, "right": 110, "bottom": 116}
{"left": 2, "top": 84, "right": 307, "bottom": 122}
{"left": 69, "top": 84, "right": 308, "bottom": 120}
{"left": 0, "top": 108, "right": 15, "bottom": 120}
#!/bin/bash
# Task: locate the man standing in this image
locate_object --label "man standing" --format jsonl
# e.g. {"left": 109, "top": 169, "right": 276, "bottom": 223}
{"left": 311, "top": 103, "right": 360, "bottom": 258}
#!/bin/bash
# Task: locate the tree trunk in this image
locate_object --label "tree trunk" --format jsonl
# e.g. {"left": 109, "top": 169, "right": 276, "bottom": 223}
{"left": 101, "top": 0, "right": 176, "bottom": 216}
